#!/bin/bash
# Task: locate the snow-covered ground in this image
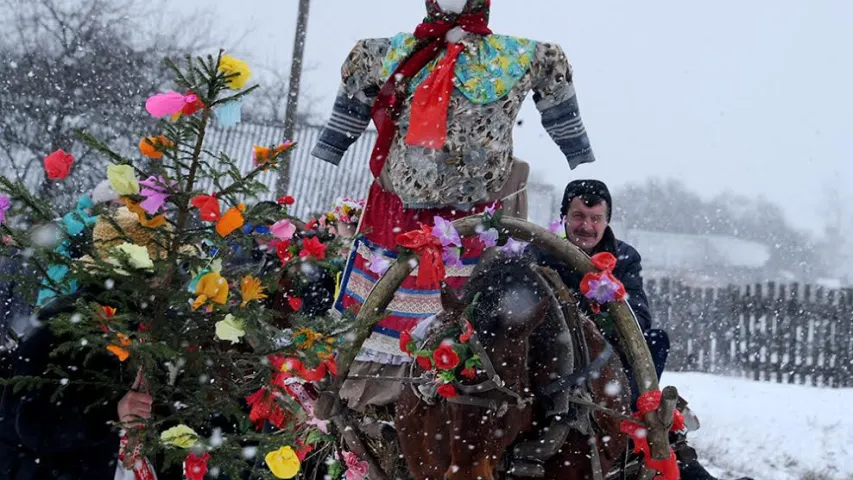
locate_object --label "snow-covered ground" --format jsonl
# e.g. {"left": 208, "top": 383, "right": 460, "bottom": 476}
{"left": 664, "top": 372, "right": 853, "bottom": 480}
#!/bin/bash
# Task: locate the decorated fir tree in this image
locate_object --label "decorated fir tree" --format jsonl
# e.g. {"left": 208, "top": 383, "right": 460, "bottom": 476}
{"left": 0, "top": 51, "right": 365, "bottom": 479}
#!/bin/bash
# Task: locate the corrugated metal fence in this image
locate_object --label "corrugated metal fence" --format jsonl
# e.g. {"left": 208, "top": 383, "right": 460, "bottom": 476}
{"left": 200, "top": 122, "right": 560, "bottom": 223}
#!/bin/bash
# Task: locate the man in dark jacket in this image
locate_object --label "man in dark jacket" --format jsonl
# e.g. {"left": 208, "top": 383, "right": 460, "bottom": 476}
{"left": 527, "top": 179, "right": 750, "bottom": 480}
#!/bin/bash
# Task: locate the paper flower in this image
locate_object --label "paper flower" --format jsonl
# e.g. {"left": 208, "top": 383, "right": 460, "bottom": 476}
{"left": 299, "top": 237, "right": 327, "bottom": 260}
{"left": 145, "top": 91, "right": 203, "bottom": 119}
{"left": 218, "top": 54, "right": 252, "bottom": 90}
{"left": 478, "top": 227, "right": 499, "bottom": 248}
{"left": 138, "top": 136, "right": 173, "bottom": 159}
{"left": 138, "top": 176, "right": 176, "bottom": 215}
{"left": 107, "top": 164, "right": 139, "bottom": 196}
{"left": 277, "top": 195, "right": 295, "bottom": 206}
{"left": 590, "top": 252, "right": 618, "bottom": 272}
{"left": 549, "top": 218, "right": 567, "bottom": 238}
{"left": 192, "top": 272, "right": 229, "bottom": 310}
{"left": 433, "top": 343, "right": 460, "bottom": 370}
{"left": 253, "top": 141, "right": 294, "bottom": 168}
{"left": 215, "top": 314, "right": 245, "bottom": 343}
{"left": 436, "top": 383, "right": 457, "bottom": 399}
{"left": 240, "top": 275, "right": 267, "bottom": 307}
{"left": 442, "top": 246, "right": 463, "bottom": 268}
{"left": 270, "top": 219, "right": 296, "bottom": 240}
{"left": 91, "top": 180, "right": 118, "bottom": 204}
{"left": 342, "top": 451, "right": 369, "bottom": 480}
{"left": 246, "top": 388, "right": 287, "bottom": 430}
{"left": 484, "top": 202, "right": 498, "bottom": 216}
{"left": 287, "top": 296, "right": 303, "bottom": 312}
{"left": 0, "top": 195, "right": 10, "bottom": 225}
{"left": 367, "top": 253, "right": 391, "bottom": 276}
{"left": 581, "top": 271, "right": 627, "bottom": 304}
{"left": 501, "top": 237, "right": 528, "bottom": 256}
{"left": 265, "top": 446, "right": 301, "bottom": 479}
{"left": 160, "top": 424, "right": 199, "bottom": 449}
{"left": 184, "top": 452, "right": 210, "bottom": 480}
{"left": 432, "top": 216, "right": 461, "bottom": 247}
{"left": 44, "top": 149, "right": 74, "bottom": 180}
{"left": 214, "top": 99, "right": 242, "bottom": 127}
{"left": 216, "top": 204, "right": 245, "bottom": 237}
{"left": 113, "top": 242, "right": 154, "bottom": 271}
{"left": 276, "top": 240, "right": 294, "bottom": 265}
{"left": 191, "top": 194, "right": 221, "bottom": 222}
{"left": 106, "top": 333, "right": 132, "bottom": 362}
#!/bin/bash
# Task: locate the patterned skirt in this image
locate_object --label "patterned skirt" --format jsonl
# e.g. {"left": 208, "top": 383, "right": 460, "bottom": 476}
{"left": 335, "top": 181, "right": 494, "bottom": 409}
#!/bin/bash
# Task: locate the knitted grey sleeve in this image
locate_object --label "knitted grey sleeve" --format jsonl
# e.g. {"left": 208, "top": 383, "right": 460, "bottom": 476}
{"left": 530, "top": 43, "right": 595, "bottom": 169}
{"left": 311, "top": 39, "right": 389, "bottom": 165}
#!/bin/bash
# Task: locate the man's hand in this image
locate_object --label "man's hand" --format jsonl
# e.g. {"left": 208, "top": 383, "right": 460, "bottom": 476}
{"left": 117, "top": 368, "right": 152, "bottom": 428}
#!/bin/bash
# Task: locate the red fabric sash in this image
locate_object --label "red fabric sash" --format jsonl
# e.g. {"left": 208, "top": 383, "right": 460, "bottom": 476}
{"left": 368, "top": 8, "right": 492, "bottom": 177}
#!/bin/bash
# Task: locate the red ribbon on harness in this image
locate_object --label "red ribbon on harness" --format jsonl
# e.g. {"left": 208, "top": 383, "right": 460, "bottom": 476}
{"left": 396, "top": 223, "right": 446, "bottom": 288}
{"left": 619, "top": 390, "right": 685, "bottom": 480}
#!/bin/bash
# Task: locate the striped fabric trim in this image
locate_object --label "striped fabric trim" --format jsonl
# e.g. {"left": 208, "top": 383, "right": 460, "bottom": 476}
{"left": 346, "top": 269, "right": 442, "bottom": 318}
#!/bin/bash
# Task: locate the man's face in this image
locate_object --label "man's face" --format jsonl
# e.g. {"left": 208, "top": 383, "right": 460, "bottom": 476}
{"left": 564, "top": 197, "right": 608, "bottom": 253}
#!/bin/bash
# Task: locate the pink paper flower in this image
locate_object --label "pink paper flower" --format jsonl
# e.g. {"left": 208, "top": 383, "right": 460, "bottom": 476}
{"left": 367, "top": 253, "right": 392, "bottom": 276}
{"left": 501, "top": 238, "right": 528, "bottom": 256}
{"left": 549, "top": 218, "right": 567, "bottom": 238}
{"left": 270, "top": 219, "right": 296, "bottom": 240}
{"left": 138, "top": 176, "right": 176, "bottom": 214}
{"left": 478, "top": 227, "right": 499, "bottom": 248}
{"left": 145, "top": 91, "right": 201, "bottom": 118}
{"left": 0, "top": 195, "right": 10, "bottom": 225}
{"left": 582, "top": 272, "right": 627, "bottom": 304}
{"left": 432, "top": 216, "right": 461, "bottom": 247}
{"left": 342, "top": 451, "right": 369, "bottom": 480}
{"left": 442, "top": 246, "right": 463, "bottom": 268}
{"left": 484, "top": 202, "right": 498, "bottom": 216}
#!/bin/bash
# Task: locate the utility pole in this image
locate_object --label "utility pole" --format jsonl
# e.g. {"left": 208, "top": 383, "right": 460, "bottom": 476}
{"left": 278, "top": 0, "right": 311, "bottom": 196}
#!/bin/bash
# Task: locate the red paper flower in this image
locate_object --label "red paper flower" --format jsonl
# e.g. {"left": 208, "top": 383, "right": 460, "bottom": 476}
{"left": 295, "top": 439, "right": 313, "bottom": 462}
{"left": 459, "top": 318, "right": 474, "bottom": 343}
{"left": 277, "top": 195, "right": 296, "bottom": 206}
{"left": 299, "top": 236, "right": 327, "bottom": 260}
{"left": 181, "top": 90, "right": 204, "bottom": 116}
{"left": 399, "top": 330, "right": 413, "bottom": 354}
{"left": 619, "top": 390, "right": 685, "bottom": 480}
{"left": 433, "top": 343, "right": 460, "bottom": 370}
{"left": 276, "top": 241, "right": 293, "bottom": 266}
{"left": 287, "top": 296, "right": 303, "bottom": 312}
{"left": 305, "top": 218, "right": 319, "bottom": 230}
{"left": 590, "top": 252, "right": 618, "bottom": 272}
{"left": 416, "top": 355, "right": 433, "bottom": 370}
{"left": 246, "top": 388, "right": 287, "bottom": 430}
{"left": 184, "top": 452, "right": 211, "bottom": 480}
{"left": 461, "top": 367, "right": 477, "bottom": 380}
{"left": 191, "top": 194, "right": 221, "bottom": 222}
{"left": 44, "top": 149, "right": 74, "bottom": 180}
{"left": 437, "top": 383, "right": 457, "bottom": 399}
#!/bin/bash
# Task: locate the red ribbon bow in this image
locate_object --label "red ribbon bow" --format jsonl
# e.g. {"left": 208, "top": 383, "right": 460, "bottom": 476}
{"left": 396, "top": 224, "right": 447, "bottom": 288}
{"left": 619, "top": 390, "right": 685, "bottom": 480}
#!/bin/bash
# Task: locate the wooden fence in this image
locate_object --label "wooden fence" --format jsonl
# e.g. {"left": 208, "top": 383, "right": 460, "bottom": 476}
{"left": 648, "top": 279, "right": 853, "bottom": 388}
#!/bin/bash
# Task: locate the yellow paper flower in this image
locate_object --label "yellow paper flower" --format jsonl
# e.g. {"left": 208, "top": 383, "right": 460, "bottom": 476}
{"left": 112, "top": 242, "right": 154, "bottom": 271}
{"left": 107, "top": 164, "right": 139, "bottom": 196}
{"left": 159, "top": 424, "right": 198, "bottom": 449}
{"left": 293, "top": 328, "right": 323, "bottom": 350}
{"left": 218, "top": 54, "right": 251, "bottom": 90}
{"left": 265, "top": 446, "right": 300, "bottom": 479}
{"left": 240, "top": 275, "right": 267, "bottom": 307}
{"left": 215, "top": 314, "right": 245, "bottom": 344}
{"left": 192, "top": 272, "right": 229, "bottom": 310}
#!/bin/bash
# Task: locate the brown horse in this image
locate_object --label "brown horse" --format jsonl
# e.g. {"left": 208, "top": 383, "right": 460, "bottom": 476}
{"left": 395, "top": 252, "right": 633, "bottom": 480}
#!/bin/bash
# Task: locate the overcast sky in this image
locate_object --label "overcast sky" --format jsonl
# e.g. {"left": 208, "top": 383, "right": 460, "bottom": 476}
{"left": 170, "top": 0, "right": 852, "bottom": 234}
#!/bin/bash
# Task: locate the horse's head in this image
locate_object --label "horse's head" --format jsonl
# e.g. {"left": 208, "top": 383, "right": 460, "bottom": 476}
{"left": 432, "top": 251, "right": 550, "bottom": 479}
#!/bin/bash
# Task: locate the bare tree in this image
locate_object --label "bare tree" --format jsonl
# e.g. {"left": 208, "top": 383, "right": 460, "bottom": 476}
{"left": 0, "top": 0, "right": 218, "bottom": 204}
